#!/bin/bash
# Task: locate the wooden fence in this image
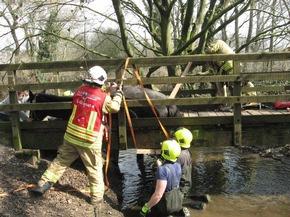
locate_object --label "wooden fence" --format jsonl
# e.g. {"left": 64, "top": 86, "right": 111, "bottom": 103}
{"left": 0, "top": 52, "right": 290, "bottom": 152}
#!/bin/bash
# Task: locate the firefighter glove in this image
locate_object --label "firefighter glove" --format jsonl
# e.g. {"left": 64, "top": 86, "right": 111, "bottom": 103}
{"left": 139, "top": 203, "right": 150, "bottom": 217}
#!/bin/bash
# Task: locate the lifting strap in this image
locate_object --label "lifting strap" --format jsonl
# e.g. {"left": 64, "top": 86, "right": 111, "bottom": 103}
{"left": 104, "top": 58, "right": 133, "bottom": 187}
{"left": 104, "top": 113, "right": 112, "bottom": 187}
{"left": 132, "top": 67, "right": 170, "bottom": 139}
{"left": 121, "top": 58, "right": 138, "bottom": 148}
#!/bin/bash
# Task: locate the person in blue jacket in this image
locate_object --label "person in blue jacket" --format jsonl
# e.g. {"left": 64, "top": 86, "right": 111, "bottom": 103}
{"left": 139, "top": 139, "right": 188, "bottom": 217}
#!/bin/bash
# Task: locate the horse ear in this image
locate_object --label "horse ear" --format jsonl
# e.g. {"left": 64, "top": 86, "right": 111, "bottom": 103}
{"left": 29, "top": 90, "right": 34, "bottom": 98}
{"left": 28, "top": 90, "right": 35, "bottom": 103}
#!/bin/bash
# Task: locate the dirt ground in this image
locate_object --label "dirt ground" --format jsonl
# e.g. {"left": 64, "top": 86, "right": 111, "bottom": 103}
{"left": 0, "top": 134, "right": 126, "bottom": 217}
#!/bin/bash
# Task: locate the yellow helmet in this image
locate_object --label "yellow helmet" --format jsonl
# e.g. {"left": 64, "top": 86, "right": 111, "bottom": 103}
{"left": 161, "top": 139, "right": 181, "bottom": 162}
{"left": 174, "top": 127, "right": 193, "bottom": 148}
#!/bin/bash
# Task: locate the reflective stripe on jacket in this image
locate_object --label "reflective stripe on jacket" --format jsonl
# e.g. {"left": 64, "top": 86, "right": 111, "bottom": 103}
{"left": 64, "top": 84, "right": 106, "bottom": 147}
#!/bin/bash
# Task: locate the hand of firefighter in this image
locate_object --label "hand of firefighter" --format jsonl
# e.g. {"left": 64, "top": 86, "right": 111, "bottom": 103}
{"left": 107, "top": 82, "right": 122, "bottom": 97}
{"left": 116, "top": 83, "right": 123, "bottom": 96}
{"left": 156, "top": 158, "right": 163, "bottom": 167}
{"left": 139, "top": 203, "right": 150, "bottom": 217}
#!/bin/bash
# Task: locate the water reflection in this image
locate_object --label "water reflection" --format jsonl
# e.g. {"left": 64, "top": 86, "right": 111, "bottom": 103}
{"left": 118, "top": 145, "right": 290, "bottom": 213}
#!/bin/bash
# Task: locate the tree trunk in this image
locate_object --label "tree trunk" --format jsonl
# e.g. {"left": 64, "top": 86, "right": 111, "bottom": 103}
{"left": 234, "top": 7, "right": 239, "bottom": 50}
{"left": 245, "top": 0, "right": 256, "bottom": 53}
{"left": 112, "top": 0, "right": 134, "bottom": 57}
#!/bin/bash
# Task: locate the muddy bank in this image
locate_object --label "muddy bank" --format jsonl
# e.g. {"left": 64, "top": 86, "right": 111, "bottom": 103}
{"left": 2, "top": 130, "right": 290, "bottom": 217}
{"left": 0, "top": 137, "right": 124, "bottom": 217}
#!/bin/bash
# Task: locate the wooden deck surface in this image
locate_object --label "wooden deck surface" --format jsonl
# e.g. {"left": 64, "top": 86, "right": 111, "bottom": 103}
{"left": 182, "top": 109, "right": 290, "bottom": 117}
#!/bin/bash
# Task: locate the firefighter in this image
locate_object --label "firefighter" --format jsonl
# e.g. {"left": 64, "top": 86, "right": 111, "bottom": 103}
{"left": 30, "top": 66, "right": 123, "bottom": 214}
{"left": 205, "top": 39, "right": 234, "bottom": 76}
{"left": 205, "top": 39, "right": 235, "bottom": 97}
{"left": 174, "top": 127, "right": 210, "bottom": 211}
{"left": 174, "top": 127, "right": 193, "bottom": 215}
{"left": 174, "top": 128, "right": 193, "bottom": 197}
{"left": 139, "top": 139, "right": 186, "bottom": 217}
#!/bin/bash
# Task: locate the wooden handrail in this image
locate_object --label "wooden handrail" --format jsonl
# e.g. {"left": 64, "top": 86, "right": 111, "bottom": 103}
{"left": 0, "top": 52, "right": 289, "bottom": 72}
{"left": 2, "top": 94, "right": 290, "bottom": 112}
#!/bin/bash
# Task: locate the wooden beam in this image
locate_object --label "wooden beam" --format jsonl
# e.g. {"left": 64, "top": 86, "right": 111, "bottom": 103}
{"left": 1, "top": 71, "right": 290, "bottom": 92}
{"left": 169, "top": 62, "right": 192, "bottom": 98}
{"left": 136, "top": 149, "right": 161, "bottom": 155}
{"left": 124, "top": 95, "right": 290, "bottom": 107}
{"left": 2, "top": 94, "right": 290, "bottom": 112}
{"left": 122, "top": 72, "right": 290, "bottom": 85}
{"left": 8, "top": 70, "right": 22, "bottom": 151}
{"left": 0, "top": 52, "right": 289, "bottom": 72}
{"left": 0, "top": 121, "right": 11, "bottom": 130}
{"left": 233, "top": 61, "right": 242, "bottom": 146}
{"left": 118, "top": 108, "right": 127, "bottom": 150}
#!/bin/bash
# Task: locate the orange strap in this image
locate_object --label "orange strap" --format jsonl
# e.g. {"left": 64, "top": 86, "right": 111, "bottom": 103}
{"left": 123, "top": 95, "right": 138, "bottom": 148}
{"left": 121, "top": 58, "right": 138, "bottom": 148}
{"left": 132, "top": 67, "right": 170, "bottom": 139}
{"left": 104, "top": 58, "right": 133, "bottom": 187}
{"left": 104, "top": 113, "right": 112, "bottom": 187}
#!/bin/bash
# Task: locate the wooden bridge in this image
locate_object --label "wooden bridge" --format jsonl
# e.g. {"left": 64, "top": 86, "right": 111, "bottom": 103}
{"left": 0, "top": 52, "right": 290, "bottom": 154}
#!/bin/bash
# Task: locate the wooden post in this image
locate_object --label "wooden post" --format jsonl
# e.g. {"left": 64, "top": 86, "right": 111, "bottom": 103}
{"left": 8, "top": 70, "right": 22, "bottom": 151}
{"left": 115, "top": 64, "right": 128, "bottom": 150}
{"left": 54, "top": 71, "right": 61, "bottom": 95}
{"left": 118, "top": 108, "right": 127, "bottom": 150}
{"left": 233, "top": 61, "right": 242, "bottom": 146}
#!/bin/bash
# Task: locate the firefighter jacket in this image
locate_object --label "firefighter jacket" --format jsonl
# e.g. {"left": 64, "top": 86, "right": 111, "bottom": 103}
{"left": 206, "top": 39, "right": 234, "bottom": 75}
{"left": 64, "top": 84, "right": 122, "bottom": 148}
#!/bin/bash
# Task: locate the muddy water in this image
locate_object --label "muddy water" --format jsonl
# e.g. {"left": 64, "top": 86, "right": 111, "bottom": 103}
{"left": 118, "top": 146, "right": 290, "bottom": 217}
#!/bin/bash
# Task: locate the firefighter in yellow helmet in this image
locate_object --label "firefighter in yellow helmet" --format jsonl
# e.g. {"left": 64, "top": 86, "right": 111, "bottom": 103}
{"left": 139, "top": 139, "right": 188, "bottom": 217}
{"left": 30, "top": 66, "right": 123, "bottom": 216}
{"left": 174, "top": 127, "right": 193, "bottom": 196}
{"left": 174, "top": 127, "right": 210, "bottom": 211}
{"left": 174, "top": 127, "right": 193, "bottom": 216}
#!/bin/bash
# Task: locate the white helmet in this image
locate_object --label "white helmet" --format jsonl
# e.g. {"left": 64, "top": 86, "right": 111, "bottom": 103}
{"left": 85, "top": 66, "right": 107, "bottom": 85}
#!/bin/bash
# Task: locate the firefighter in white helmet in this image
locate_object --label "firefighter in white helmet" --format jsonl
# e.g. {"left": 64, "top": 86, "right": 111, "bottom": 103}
{"left": 30, "top": 65, "right": 123, "bottom": 216}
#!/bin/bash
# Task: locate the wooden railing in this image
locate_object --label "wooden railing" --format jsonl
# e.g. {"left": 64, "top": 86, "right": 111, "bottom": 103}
{"left": 0, "top": 52, "right": 289, "bottom": 150}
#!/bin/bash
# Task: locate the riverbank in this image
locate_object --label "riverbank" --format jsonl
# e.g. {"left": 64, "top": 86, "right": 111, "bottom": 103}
{"left": 0, "top": 136, "right": 124, "bottom": 217}
{"left": 190, "top": 194, "right": 290, "bottom": 217}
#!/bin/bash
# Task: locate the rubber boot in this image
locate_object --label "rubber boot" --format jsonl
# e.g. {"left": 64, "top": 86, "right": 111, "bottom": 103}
{"left": 190, "top": 194, "right": 211, "bottom": 203}
{"left": 182, "top": 207, "right": 191, "bottom": 217}
{"left": 29, "top": 180, "right": 53, "bottom": 196}
{"left": 171, "top": 207, "right": 191, "bottom": 217}
{"left": 189, "top": 200, "right": 206, "bottom": 210}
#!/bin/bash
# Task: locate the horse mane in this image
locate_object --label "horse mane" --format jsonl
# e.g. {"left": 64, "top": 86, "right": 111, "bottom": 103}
{"left": 35, "top": 93, "right": 72, "bottom": 102}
